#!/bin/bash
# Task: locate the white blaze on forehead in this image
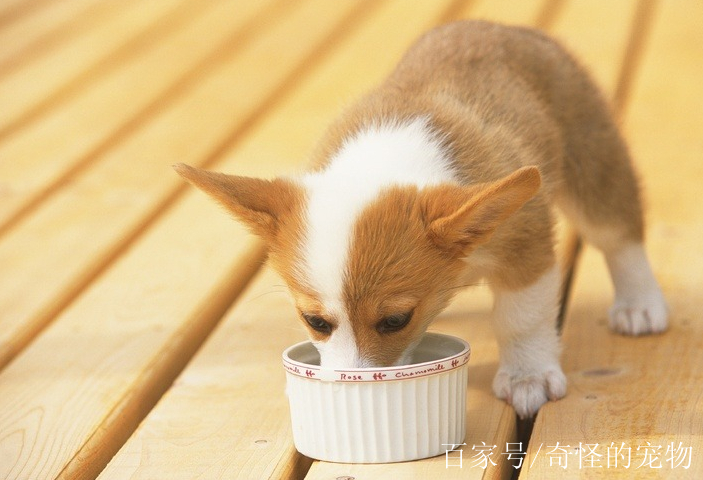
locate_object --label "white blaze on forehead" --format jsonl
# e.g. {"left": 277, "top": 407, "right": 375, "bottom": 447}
{"left": 298, "top": 118, "right": 456, "bottom": 365}
{"left": 313, "top": 317, "right": 369, "bottom": 368}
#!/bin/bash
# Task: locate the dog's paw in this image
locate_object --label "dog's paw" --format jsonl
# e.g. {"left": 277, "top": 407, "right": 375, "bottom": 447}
{"left": 609, "top": 290, "right": 668, "bottom": 336}
{"left": 492, "top": 366, "right": 566, "bottom": 419}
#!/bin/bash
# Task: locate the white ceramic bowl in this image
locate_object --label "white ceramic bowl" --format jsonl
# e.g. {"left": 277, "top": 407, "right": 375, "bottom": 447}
{"left": 282, "top": 332, "right": 470, "bottom": 463}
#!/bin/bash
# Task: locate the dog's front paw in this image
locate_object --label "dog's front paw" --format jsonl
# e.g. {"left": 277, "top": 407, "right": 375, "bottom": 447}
{"left": 609, "top": 290, "right": 668, "bottom": 336}
{"left": 492, "top": 366, "right": 566, "bottom": 419}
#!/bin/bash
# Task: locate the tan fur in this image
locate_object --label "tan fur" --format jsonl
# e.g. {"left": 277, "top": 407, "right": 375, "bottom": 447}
{"left": 297, "top": 28, "right": 638, "bottom": 303}
{"left": 173, "top": 163, "right": 310, "bottom": 303}
{"left": 315, "top": 20, "right": 642, "bottom": 243}
{"left": 341, "top": 169, "right": 541, "bottom": 366}
{"left": 426, "top": 166, "right": 541, "bottom": 254}
{"left": 343, "top": 187, "right": 465, "bottom": 366}
{"left": 175, "top": 21, "right": 660, "bottom": 414}
{"left": 173, "top": 163, "right": 302, "bottom": 239}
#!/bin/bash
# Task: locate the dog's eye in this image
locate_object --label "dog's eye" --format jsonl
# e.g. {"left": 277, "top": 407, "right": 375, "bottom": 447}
{"left": 303, "top": 314, "right": 332, "bottom": 334}
{"left": 377, "top": 311, "right": 413, "bottom": 334}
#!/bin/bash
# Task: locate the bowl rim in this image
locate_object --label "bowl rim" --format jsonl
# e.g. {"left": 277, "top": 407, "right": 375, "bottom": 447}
{"left": 282, "top": 332, "right": 470, "bottom": 383}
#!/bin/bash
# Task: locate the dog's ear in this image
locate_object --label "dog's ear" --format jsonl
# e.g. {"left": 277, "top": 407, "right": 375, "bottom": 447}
{"left": 423, "top": 166, "right": 541, "bottom": 255}
{"left": 173, "top": 163, "right": 300, "bottom": 239}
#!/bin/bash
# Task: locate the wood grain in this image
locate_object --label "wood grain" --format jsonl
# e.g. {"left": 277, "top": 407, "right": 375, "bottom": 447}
{"left": 0, "top": 0, "right": 106, "bottom": 71}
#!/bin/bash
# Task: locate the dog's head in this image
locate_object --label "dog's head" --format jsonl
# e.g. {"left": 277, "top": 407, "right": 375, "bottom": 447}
{"left": 175, "top": 163, "right": 539, "bottom": 368}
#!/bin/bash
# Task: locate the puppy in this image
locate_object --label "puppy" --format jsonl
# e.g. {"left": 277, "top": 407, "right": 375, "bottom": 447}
{"left": 175, "top": 21, "right": 668, "bottom": 418}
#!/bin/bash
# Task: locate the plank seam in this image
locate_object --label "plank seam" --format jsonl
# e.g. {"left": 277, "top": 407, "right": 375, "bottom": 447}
{"left": 612, "top": 0, "right": 659, "bottom": 116}
{"left": 533, "top": 0, "right": 567, "bottom": 30}
{"left": 0, "top": 0, "right": 285, "bottom": 239}
{"left": 437, "top": 0, "right": 479, "bottom": 25}
{"left": 0, "top": 0, "right": 54, "bottom": 30}
{"left": 0, "top": 0, "right": 207, "bottom": 142}
{"left": 55, "top": 242, "right": 269, "bottom": 480}
{"left": 0, "top": 0, "right": 128, "bottom": 76}
{"left": 196, "top": 0, "right": 383, "bottom": 174}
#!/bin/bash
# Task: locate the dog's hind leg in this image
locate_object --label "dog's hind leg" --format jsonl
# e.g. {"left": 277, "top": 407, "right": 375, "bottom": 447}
{"left": 555, "top": 110, "right": 668, "bottom": 336}
{"left": 561, "top": 205, "right": 668, "bottom": 336}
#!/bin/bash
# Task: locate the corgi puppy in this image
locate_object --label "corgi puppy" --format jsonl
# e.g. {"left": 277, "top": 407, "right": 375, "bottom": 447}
{"left": 174, "top": 21, "right": 668, "bottom": 418}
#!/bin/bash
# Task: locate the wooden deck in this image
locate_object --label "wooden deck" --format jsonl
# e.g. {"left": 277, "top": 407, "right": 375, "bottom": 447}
{"left": 1, "top": 0, "right": 701, "bottom": 478}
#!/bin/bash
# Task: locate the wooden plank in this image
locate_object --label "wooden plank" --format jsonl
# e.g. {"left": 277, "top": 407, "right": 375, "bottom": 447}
{"left": 521, "top": 0, "right": 703, "bottom": 477}
{"left": 96, "top": 1, "right": 549, "bottom": 479}
{"left": 98, "top": 268, "right": 314, "bottom": 480}
{"left": 0, "top": 2, "right": 374, "bottom": 478}
{"left": 0, "top": 0, "right": 52, "bottom": 29}
{"left": 0, "top": 0, "right": 181, "bottom": 133}
{"left": 0, "top": 183, "right": 265, "bottom": 480}
{"left": 0, "top": 0, "right": 270, "bottom": 231}
{"left": 470, "top": 0, "right": 551, "bottom": 26}
{"left": 0, "top": 0, "right": 215, "bottom": 232}
{"left": 0, "top": 0, "right": 282, "bottom": 370}
{"left": 0, "top": 0, "right": 108, "bottom": 72}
